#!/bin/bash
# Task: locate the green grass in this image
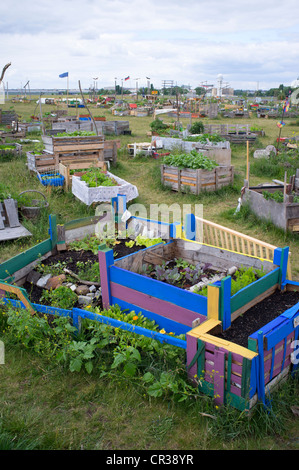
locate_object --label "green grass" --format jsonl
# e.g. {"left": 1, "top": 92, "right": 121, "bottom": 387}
{"left": 1, "top": 96, "right": 299, "bottom": 450}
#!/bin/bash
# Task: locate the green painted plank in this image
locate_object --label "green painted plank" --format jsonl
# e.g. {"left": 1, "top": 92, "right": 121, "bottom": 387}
{"left": 230, "top": 268, "right": 279, "bottom": 314}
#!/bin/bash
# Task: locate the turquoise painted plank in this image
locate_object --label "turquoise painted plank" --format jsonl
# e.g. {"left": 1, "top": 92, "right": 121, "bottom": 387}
{"left": 109, "top": 266, "right": 208, "bottom": 316}
{"left": 230, "top": 268, "right": 280, "bottom": 314}
{"left": 0, "top": 239, "right": 52, "bottom": 279}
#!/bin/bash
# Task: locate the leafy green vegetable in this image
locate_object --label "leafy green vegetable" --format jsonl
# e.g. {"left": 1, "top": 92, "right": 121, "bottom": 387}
{"left": 80, "top": 168, "right": 118, "bottom": 188}
{"left": 163, "top": 150, "right": 218, "bottom": 170}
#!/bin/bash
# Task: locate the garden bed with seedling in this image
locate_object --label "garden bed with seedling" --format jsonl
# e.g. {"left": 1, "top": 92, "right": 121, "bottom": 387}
{"left": 72, "top": 167, "right": 138, "bottom": 205}
{"left": 161, "top": 150, "right": 234, "bottom": 194}
{"left": 242, "top": 186, "right": 299, "bottom": 232}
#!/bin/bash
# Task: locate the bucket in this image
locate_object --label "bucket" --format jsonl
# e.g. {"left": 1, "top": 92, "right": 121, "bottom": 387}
{"left": 18, "top": 190, "right": 49, "bottom": 219}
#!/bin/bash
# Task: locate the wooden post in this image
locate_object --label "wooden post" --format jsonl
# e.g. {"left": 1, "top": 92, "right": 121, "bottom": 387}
{"left": 98, "top": 245, "right": 114, "bottom": 309}
{"left": 207, "top": 285, "right": 220, "bottom": 321}
{"left": 220, "top": 276, "right": 231, "bottom": 330}
{"left": 185, "top": 213, "right": 196, "bottom": 241}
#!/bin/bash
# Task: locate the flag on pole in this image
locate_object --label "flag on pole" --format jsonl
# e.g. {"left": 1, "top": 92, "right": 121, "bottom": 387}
{"left": 124, "top": 76, "right": 130, "bottom": 81}
{"left": 59, "top": 72, "right": 68, "bottom": 78}
{"left": 146, "top": 76, "right": 150, "bottom": 79}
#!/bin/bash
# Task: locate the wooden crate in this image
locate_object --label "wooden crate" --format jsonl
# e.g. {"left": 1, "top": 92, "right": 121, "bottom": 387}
{"left": 242, "top": 187, "right": 299, "bottom": 232}
{"left": 26, "top": 151, "right": 57, "bottom": 172}
{"left": 161, "top": 164, "right": 234, "bottom": 193}
{"left": 42, "top": 135, "right": 105, "bottom": 162}
{"left": 58, "top": 160, "right": 107, "bottom": 190}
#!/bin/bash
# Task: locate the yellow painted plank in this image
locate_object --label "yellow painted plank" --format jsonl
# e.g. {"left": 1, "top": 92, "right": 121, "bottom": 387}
{"left": 187, "top": 318, "right": 221, "bottom": 338}
{"left": 200, "top": 333, "right": 258, "bottom": 359}
{"left": 207, "top": 285, "right": 219, "bottom": 320}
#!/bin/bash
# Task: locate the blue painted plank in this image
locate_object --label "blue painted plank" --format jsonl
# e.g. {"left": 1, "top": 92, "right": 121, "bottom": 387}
{"left": 109, "top": 265, "right": 208, "bottom": 316}
{"left": 72, "top": 307, "right": 187, "bottom": 348}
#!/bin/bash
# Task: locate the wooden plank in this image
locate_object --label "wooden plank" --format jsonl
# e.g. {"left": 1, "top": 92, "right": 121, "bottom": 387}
{"left": 0, "top": 202, "right": 6, "bottom": 229}
{"left": 110, "top": 282, "right": 203, "bottom": 327}
{"left": 3, "top": 199, "right": 20, "bottom": 228}
{"left": 109, "top": 265, "right": 208, "bottom": 316}
{"left": 214, "top": 349, "right": 226, "bottom": 405}
{"left": 0, "top": 239, "right": 52, "bottom": 280}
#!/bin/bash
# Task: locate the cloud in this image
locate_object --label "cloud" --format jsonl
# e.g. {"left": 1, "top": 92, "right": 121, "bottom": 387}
{"left": 1, "top": 0, "right": 299, "bottom": 90}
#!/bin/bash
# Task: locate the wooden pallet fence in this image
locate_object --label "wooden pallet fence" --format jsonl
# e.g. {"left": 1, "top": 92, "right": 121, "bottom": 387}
{"left": 186, "top": 319, "right": 258, "bottom": 410}
{"left": 161, "top": 165, "right": 234, "bottom": 194}
{"left": 248, "top": 289, "right": 299, "bottom": 407}
{"left": 193, "top": 214, "right": 292, "bottom": 280}
{"left": 26, "top": 151, "right": 58, "bottom": 172}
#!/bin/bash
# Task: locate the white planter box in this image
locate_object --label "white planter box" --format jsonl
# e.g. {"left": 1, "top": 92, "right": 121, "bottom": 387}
{"left": 71, "top": 171, "right": 139, "bottom": 205}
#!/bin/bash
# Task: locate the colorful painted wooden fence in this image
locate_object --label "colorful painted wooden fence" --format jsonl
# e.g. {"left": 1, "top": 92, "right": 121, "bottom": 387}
{"left": 186, "top": 319, "right": 258, "bottom": 410}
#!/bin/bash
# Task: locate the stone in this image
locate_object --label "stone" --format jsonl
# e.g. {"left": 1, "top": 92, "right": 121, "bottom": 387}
{"left": 78, "top": 295, "right": 93, "bottom": 306}
{"left": 36, "top": 274, "right": 52, "bottom": 288}
{"left": 89, "top": 285, "right": 96, "bottom": 292}
{"left": 75, "top": 285, "right": 89, "bottom": 296}
{"left": 45, "top": 274, "right": 66, "bottom": 290}
{"left": 26, "top": 270, "right": 42, "bottom": 285}
{"left": 69, "top": 284, "right": 77, "bottom": 291}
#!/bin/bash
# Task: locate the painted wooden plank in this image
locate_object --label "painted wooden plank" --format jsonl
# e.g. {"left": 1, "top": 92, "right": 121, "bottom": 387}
{"left": 110, "top": 282, "right": 202, "bottom": 327}
{"left": 230, "top": 267, "right": 280, "bottom": 314}
{"left": 207, "top": 285, "right": 220, "bottom": 320}
{"left": 98, "top": 246, "right": 114, "bottom": 309}
{"left": 221, "top": 276, "right": 231, "bottom": 330}
{"left": 198, "top": 334, "right": 258, "bottom": 360}
{"left": 187, "top": 318, "right": 221, "bottom": 338}
{"left": 109, "top": 265, "right": 208, "bottom": 316}
{"left": 0, "top": 238, "right": 52, "bottom": 280}
{"left": 186, "top": 334, "right": 199, "bottom": 380}
{"left": 241, "top": 357, "right": 252, "bottom": 398}
{"left": 0, "top": 282, "right": 35, "bottom": 314}
{"left": 213, "top": 349, "right": 226, "bottom": 405}
{"left": 72, "top": 308, "right": 187, "bottom": 349}
{"left": 264, "top": 316, "right": 297, "bottom": 350}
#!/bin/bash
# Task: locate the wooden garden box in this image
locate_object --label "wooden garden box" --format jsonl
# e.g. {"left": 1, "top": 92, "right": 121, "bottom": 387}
{"left": 161, "top": 164, "right": 234, "bottom": 194}
{"left": 26, "top": 150, "right": 57, "bottom": 172}
{"left": 58, "top": 160, "right": 107, "bottom": 190}
{"left": 42, "top": 134, "right": 105, "bottom": 164}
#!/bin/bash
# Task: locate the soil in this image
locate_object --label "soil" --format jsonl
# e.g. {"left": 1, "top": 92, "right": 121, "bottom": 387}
{"left": 23, "top": 239, "right": 144, "bottom": 308}
{"left": 216, "top": 289, "right": 299, "bottom": 348}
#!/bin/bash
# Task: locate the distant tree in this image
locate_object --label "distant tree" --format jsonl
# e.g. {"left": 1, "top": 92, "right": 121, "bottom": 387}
{"left": 194, "top": 87, "right": 206, "bottom": 96}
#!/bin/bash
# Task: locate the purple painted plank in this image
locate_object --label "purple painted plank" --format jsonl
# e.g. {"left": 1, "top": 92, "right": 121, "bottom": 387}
{"left": 98, "top": 250, "right": 114, "bottom": 309}
{"left": 214, "top": 349, "right": 226, "bottom": 405}
{"left": 110, "top": 282, "right": 205, "bottom": 327}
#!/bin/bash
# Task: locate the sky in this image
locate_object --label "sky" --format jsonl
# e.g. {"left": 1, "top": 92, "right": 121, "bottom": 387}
{"left": 1, "top": 0, "right": 299, "bottom": 92}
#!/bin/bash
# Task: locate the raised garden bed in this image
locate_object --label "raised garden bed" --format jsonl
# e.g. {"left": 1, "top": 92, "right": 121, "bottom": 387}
{"left": 42, "top": 133, "right": 105, "bottom": 164}
{"left": 27, "top": 150, "right": 57, "bottom": 172}
{"left": 161, "top": 164, "right": 234, "bottom": 193}
{"left": 0, "top": 209, "right": 297, "bottom": 412}
{"left": 72, "top": 170, "right": 138, "bottom": 205}
{"left": 0, "top": 142, "right": 22, "bottom": 160}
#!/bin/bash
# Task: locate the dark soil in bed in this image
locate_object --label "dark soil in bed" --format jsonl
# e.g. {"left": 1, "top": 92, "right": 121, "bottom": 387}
{"left": 216, "top": 289, "right": 299, "bottom": 348}
{"left": 23, "top": 239, "right": 143, "bottom": 308}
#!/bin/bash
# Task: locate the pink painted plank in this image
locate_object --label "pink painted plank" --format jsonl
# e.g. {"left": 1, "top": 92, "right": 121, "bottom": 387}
{"left": 230, "top": 384, "right": 242, "bottom": 397}
{"left": 110, "top": 282, "right": 205, "bottom": 326}
{"left": 214, "top": 349, "right": 226, "bottom": 405}
{"left": 264, "top": 358, "right": 291, "bottom": 384}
